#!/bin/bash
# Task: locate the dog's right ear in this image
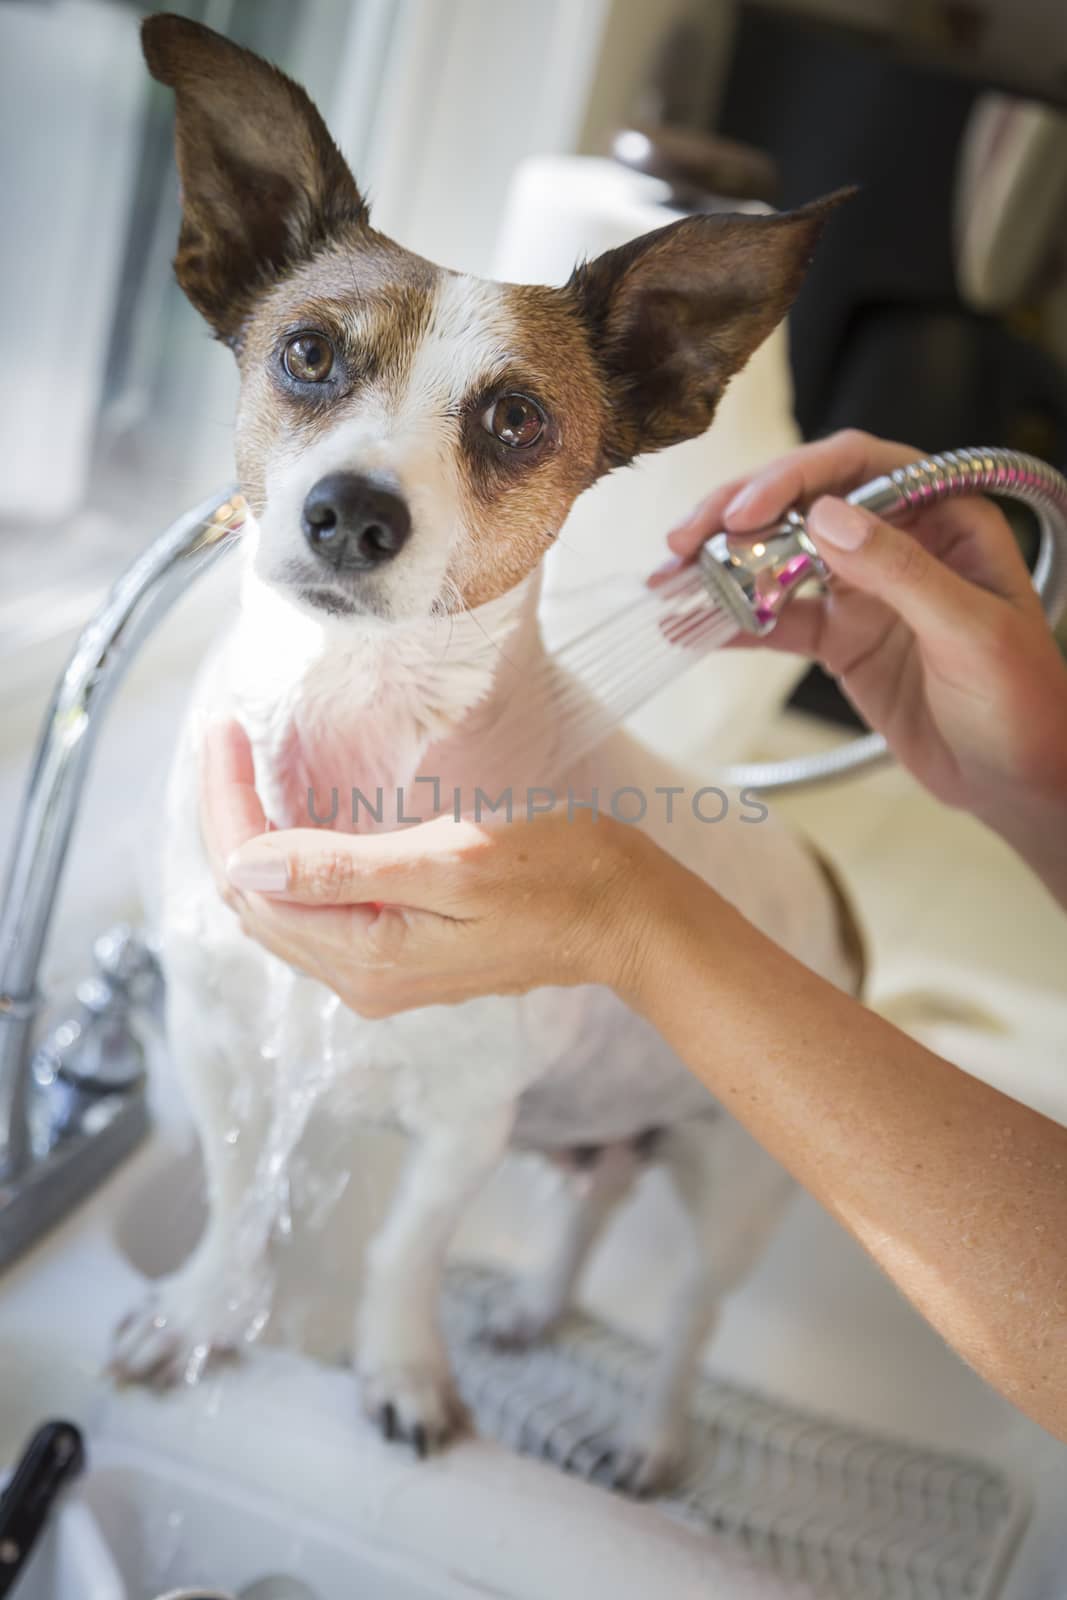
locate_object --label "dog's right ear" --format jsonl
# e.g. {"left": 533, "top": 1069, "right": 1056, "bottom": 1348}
{"left": 570, "top": 192, "right": 853, "bottom": 468}
{"left": 142, "top": 13, "right": 366, "bottom": 345}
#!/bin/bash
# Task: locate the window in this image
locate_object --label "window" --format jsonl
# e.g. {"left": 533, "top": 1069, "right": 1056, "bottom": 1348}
{"left": 0, "top": 0, "right": 706, "bottom": 672}
{"left": 0, "top": 0, "right": 401, "bottom": 659}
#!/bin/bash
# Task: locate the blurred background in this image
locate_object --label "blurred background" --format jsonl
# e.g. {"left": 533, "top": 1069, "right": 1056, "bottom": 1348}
{"left": 2, "top": 0, "right": 1067, "bottom": 702}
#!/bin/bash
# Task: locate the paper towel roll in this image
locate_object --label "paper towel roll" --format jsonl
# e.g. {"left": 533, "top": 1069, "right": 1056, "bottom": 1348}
{"left": 492, "top": 156, "right": 808, "bottom": 772}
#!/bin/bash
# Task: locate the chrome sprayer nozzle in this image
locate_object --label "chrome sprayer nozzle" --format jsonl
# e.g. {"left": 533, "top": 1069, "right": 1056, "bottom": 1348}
{"left": 697, "top": 509, "right": 829, "bottom": 636}
{"left": 696, "top": 447, "right": 1067, "bottom": 643}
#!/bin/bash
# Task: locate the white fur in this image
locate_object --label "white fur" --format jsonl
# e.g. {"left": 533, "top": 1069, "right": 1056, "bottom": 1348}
{"left": 114, "top": 269, "right": 856, "bottom": 1487}
{"left": 252, "top": 275, "right": 520, "bottom": 624}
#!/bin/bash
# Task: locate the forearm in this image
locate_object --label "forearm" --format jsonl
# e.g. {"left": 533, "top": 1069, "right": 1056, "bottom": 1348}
{"left": 621, "top": 850, "right": 1067, "bottom": 1438}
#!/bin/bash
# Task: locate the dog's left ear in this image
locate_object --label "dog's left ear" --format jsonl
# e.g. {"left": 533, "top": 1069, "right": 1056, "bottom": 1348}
{"left": 571, "top": 191, "right": 853, "bottom": 468}
{"left": 142, "top": 13, "right": 367, "bottom": 345}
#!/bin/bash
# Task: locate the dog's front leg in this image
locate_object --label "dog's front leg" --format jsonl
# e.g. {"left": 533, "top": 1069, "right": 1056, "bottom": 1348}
{"left": 111, "top": 973, "right": 274, "bottom": 1387}
{"left": 357, "top": 1104, "right": 514, "bottom": 1455}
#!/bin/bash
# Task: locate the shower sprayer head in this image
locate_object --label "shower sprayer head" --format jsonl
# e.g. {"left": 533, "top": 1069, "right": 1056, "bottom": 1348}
{"left": 696, "top": 445, "right": 1067, "bottom": 645}
{"left": 697, "top": 509, "right": 829, "bottom": 636}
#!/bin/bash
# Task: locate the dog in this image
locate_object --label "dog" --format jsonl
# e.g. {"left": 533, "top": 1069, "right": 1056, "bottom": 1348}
{"left": 112, "top": 14, "right": 861, "bottom": 1495}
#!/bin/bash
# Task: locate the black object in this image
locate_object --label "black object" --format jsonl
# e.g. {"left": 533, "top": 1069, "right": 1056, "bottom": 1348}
{"left": 0, "top": 1421, "right": 86, "bottom": 1597}
{"left": 719, "top": 5, "right": 977, "bottom": 444}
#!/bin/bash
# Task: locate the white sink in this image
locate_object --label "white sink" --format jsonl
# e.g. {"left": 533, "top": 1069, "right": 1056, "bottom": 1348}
{"left": 0, "top": 1106, "right": 750, "bottom": 1600}
{"left": 8, "top": 1439, "right": 484, "bottom": 1599}
{"left": 79, "top": 1440, "right": 476, "bottom": 1600}
{"left": 3, "top": 1048, "right": 1067, "bottom": 1600}
{"left": 8, "top": 1493, "right": 121, "bottom": 1600}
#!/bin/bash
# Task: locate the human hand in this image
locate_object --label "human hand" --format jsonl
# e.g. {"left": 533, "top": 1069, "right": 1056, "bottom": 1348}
{"left": 666, "top": 430, "right": 1067, "bottom": 888}
{"left": 199, "top": 722, "right": 664, "bottom": 1017}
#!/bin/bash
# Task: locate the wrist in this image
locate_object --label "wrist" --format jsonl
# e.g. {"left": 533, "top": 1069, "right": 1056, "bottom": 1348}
{"left": 577, "top": 823, "right": 659, "bottom": 997}
{"left": 985, "top": 785, "right": 1067, "bottom": 910}
{"left": 974, "top": 654, "right": 1067, "bottom": 907}
{"left": 604, "top": 832, "right": 751, "bottom": 1019}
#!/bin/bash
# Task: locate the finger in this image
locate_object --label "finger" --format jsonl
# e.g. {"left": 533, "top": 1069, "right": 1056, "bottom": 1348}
{"left": 721, "top": 596, "right": 831, "bottom": 658}
{"left": 663, "top": 430, "right": 920, "bottom": 564}
{"left": 711, "top": 430, "right": 920, "bottom": 534}
{"left": 237, "top": 894, "right": 451, "bottom": 1009}
{"left": 806, "top": 496, "right": 998, "bottom": 651}
{"left": 236, "top": 893, "right": 371, "bottom": 966}
{"left": 664, "top": 473, "right": 753, "bottom": 560}
{"left": 199, "top": 720, "right": 268, "bottom": 879}
{"left": 225, "top": 813, "right": 485, "bottom": 909}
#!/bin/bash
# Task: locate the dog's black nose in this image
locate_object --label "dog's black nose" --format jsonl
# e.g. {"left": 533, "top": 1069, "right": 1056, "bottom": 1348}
{"left": 301, "top": 473, "right": 411, "bottom": 571}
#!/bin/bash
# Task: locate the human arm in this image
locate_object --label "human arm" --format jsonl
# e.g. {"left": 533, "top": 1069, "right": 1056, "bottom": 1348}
{"left": 633, "top": 839, "right": 1067, "bottom": 1440}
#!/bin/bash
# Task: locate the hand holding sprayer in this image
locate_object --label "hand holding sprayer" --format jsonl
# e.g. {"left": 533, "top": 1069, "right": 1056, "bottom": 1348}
{"left": 549, "top": 445, "right": 1067, "bottom": 792}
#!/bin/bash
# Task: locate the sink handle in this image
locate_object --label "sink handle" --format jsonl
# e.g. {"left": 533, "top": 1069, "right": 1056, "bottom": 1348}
{"left": 35, "top": 925, "right": 161, "bottom": 1098}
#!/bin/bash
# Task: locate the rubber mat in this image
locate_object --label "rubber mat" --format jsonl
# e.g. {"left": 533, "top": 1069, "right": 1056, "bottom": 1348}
{"left": 444, "top": 1266, "right": 1030, "bottom": 1600}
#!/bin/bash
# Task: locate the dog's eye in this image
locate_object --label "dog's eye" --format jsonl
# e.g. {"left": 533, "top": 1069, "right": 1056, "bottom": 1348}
{"left": 283, "top": 333, "right": 335, "bottom": 384}
{"left": 483, "top": 393, "right": 545, "bottom": 449}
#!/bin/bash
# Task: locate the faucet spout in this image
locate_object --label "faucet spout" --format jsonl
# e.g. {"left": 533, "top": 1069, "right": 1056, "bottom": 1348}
{"left": 0, "top": 489, "right": 245, "bottom": 1189}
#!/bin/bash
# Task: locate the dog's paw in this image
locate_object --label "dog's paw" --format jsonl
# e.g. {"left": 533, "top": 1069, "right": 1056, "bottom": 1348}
{"left": 109, "top": 1266, "right": 264, "bottom": 1389}
{"left": 359, "top": 1357, "right": 468, "bottom": 1457}
{"left": 595, "top": 1418, "right": 688, "bottom": 1499}
{"left": 110, "top": 1292, "right": 232, "bottom": 1388}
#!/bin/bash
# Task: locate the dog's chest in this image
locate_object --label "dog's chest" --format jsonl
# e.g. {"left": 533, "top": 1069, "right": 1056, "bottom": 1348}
{"left": 235, "top": 656, "right": 466, "bottom": 836}
{"left": 228, "top": 594, "right": 534, "bottom": 833}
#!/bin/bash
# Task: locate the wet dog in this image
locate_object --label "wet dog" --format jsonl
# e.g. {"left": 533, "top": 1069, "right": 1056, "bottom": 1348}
{"left": 113, "top": 14, "right": 858, "bottom": 1494}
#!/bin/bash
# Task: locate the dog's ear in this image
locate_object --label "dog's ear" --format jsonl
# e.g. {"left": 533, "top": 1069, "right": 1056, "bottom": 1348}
{"left": 142, "top": 13, "right": 366, "bottom": 345}
{"left": 570, "top": 191, "right": 853, "bottom": 468}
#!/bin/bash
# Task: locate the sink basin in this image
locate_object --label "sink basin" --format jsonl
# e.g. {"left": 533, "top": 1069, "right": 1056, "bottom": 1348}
{"left": 4, "top": 1488, "right": 121, "bottom": 1600}
{"left": 79, "top": 1439, "right": 475, "bottom": 1600}
{"left": 3, "top": 1071, "right": 1067, "bottom": 1600}
{"left": 5, "top": 1441, "right": 492, "bottom": 1600}
{"left": 0, "top": 1232, "right": 743, "bottom": 1600}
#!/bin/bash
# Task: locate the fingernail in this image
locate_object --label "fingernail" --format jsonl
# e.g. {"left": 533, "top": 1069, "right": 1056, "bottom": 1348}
{"left": 809, "top": 497, "right": 871, "bottom": 550}
{"left": 723, "top": 483, "right": 761, "bottom": 526}
{"left": 227, "top": 849, "right": 288, "bottom": 893}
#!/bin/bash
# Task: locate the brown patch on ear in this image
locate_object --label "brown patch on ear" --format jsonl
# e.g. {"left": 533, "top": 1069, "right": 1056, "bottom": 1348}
{"left": 142, "top": 13, "right": 367, "bottom": 344}
{"left": 569, "top": 190, "right": 855, "bottom": 468}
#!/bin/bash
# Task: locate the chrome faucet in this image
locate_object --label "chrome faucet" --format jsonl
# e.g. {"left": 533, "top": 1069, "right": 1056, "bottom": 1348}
{"left": 0, "top": 489, "right": 244, "bottom": 1270}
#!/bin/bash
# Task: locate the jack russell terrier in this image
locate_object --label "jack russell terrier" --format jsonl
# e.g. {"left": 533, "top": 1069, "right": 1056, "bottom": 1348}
{"left": 113, "top": 14, "right": 861, "bottom": 1495}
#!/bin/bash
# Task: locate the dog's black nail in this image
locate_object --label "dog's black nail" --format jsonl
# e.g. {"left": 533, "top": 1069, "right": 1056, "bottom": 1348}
{"left": 412, "top": 1423, "right": 428, "bottom": 1460}
{"left": 381, "top": 1402, "right": 397, "bottom": 1441}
